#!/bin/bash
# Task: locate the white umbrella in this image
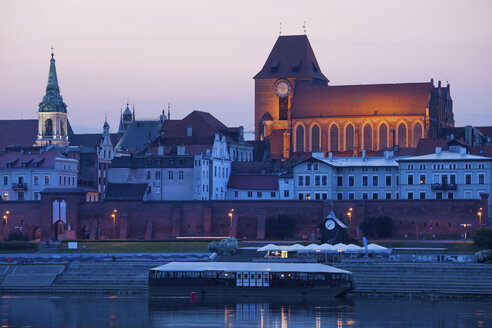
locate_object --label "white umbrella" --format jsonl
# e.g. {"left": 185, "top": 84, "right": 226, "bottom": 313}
{"left": 283, "top": 244, "right": 306, "bottom": 252}
{"left": 333, "top": 243, "right": 347, "bottom": 251}
{"left": 367, "top": 243, "right": 390, "bottom": 253}
{"left": 318, "top": 243, "right": 337, "bottom": 252}
{"left": 344, "top": 244, "right": 364, "bottom": 253}
{"left": 257, "top": 244, "right": 281, "bottom": 252}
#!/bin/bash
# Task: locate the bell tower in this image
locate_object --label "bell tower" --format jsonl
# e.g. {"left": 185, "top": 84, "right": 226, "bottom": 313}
{"left": 36, "top": 50, "right": 69, "bottom": 147}
{"left": 253, "top": 35, "right": 328, "bottom": 156}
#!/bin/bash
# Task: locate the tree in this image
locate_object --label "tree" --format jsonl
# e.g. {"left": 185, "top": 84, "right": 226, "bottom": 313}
{"left": 360, "top": 216, "right": 393, "bottom": 238}
{"left": 266, "top": 215, "right": 296, "bottom": 239}
{"left": 473, "top": 228, "right": 492, "bottom": 249}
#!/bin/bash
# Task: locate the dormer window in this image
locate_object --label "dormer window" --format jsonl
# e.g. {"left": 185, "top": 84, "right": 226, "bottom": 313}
{"left": 291, "top": 60, "right": 301, "bottom": 73}
{"left": 270, "top": 60, "right": 279, "bottom": 73}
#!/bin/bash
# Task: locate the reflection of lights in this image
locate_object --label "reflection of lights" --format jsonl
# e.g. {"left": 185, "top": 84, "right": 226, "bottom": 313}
{"left": 347, "top": 319, "right": 356, "bottom": 325}
{"left": 316, "top": 312, "right": 321, "bottom": 328}
{"left": 104, "top": 295, "right": 119, "bottom": 299}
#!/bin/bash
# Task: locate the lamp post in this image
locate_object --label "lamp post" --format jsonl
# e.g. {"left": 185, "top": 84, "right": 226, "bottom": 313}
{"left": 478, "top": 208, "right": 482, "bottom": 228}
{"left": 111, "top": 209, "right": 117, "bottom": 239}
{"left": 3, "top": 210, "right": 9, "bottom": 234}
{"left": 228, "top": 209, "right": 234, "bottom": 237}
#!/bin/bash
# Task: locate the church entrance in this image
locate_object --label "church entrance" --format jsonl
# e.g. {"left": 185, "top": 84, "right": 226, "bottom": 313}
{"left": 54, "top": 220, "right": 66, "bottom": 241}
{"left": 32, "top": 227, "right": 41, "bottom": 241}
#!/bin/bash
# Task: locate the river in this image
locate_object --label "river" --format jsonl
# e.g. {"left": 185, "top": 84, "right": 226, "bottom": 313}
{"left": 0, "top": 295, "right": 490, "bottom": 327}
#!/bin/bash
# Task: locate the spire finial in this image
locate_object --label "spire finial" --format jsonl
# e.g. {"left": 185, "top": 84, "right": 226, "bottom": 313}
{"left": 105, "top": 113, "right": 108, "bottom": 122}
{"left": 51, "top": 46, "right": 54, "bottom": 58}
{"left": 303, "top": 21, "right": 307, "bottom": 34}
{"left": 279, "top": 22, "right": 282, "bottom": 35}
{"left": 167, "top": 103, "right": 171, "bottom": 120}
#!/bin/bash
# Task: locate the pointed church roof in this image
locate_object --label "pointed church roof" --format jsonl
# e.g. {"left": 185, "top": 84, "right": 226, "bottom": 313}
{"left": 254, "top": 35, "right": 328, "bottom": 82}
{"left": 39, "top": 51, "right": 67, "bottom": 113}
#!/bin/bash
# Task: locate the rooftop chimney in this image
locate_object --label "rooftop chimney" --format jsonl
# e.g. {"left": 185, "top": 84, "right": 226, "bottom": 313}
{"left": 435, "top": 147, "right": 442, "bottom": 155}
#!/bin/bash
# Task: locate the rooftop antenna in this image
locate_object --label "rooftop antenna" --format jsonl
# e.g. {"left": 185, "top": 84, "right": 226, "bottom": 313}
{"left": 167, "top": 103, "right": 171, "bottom": 120}
{"left": 303, "top": 21, "right": 307, "bottom": 34}
{"left": 279, "top": 22, "right": 282, "bottom": 35}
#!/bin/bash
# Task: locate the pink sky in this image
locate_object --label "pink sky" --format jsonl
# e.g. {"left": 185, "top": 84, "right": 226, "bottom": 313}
{"left": 1, "top": 0, "right": 491, "bottom": 137}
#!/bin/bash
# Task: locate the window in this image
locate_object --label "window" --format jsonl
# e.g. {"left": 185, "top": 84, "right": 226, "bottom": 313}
{"left": 298, "top": 193, "right": 304, "bottom": 200}
{"left": 362, "top": 176, "right": 368, "bottom": 187}
{"left": 2, "top": 192, "right": 8, "bottom": 201}
{"left": 420, "top": 192, "right": 425, "bottom": 200}
{"left": 330, "top": 125, "right": 339, "bottom": 151}
{"left": 363, "top": 124, "right": 373, "bottom": 150}
{"left": 398, "top": 123, "right": 407, "bottom": 147}
{"left": 156, "top": 186, "right": 160, "bottom": 194}
{"left": 45, "top": 176, "right": 50, "bottom": 185}
{"left": 349, "top": 176, "right": 354, "bottom": 187}
{"left": 18, "top": 192, "right": 24, "bottom": 201}
{"left": 315, "top": 193, "right": 321, "bottom": 200}
{"left": 33, "top": 192, "right": 39, "bottom": 201}
{"left": 34, "top": 176, "right": 39, "bottom": 185}
{"left": 3, "top": 177, "right": 7, "bottom": 185}
{"left": 345, "top": 124, "right": 354, "bottom": 151}
{"left": 372, "top": 176, "right": 378, "bottom": 187}
{"left": 322, "top": 193, "right": 327, "bottom": 200}
{"left": 147, "top": 171, "right": 151, "bottom": 180}
{"left": 436, "top": 192, "right": 442, "bottom": 200}
{"left": 257, "top": 192, "right": 262, "bottom": 198}
{"left": 169, "top": 171, "right": 174, "bottom": 180}
{"left": 386, "top": 175, "right": 391, "bottom": 186}
{"left": 386, "top": 192, "right": 391, "bottom": 200}
{"left": 479, "top": 174, "right": 485, "bottom": 184}
{"left": 349, "top": 192, "right": 354, "bottom": 200}
{"left": 419, "top": 175, "right": 426, "bottom": 184}
{"left": 322, "top": 175, "right": 327, "bottom": 186}
{"left": 307, "top": 163, "right": 312, "bottom": 171}
{"left": 311, "top": 125, "right": 320, "bottom": 152}
{"left": 305, "top": 176, "right": 311, "bottom": 186}
{"left": 372, "top": 193, "right": 378, "bottom": 200}
{"left": 284, "top": 190, "right": 289, "bottom": 198}
{"left": 155, "top": 171, "right": 161, "bottom": 180}
{"left": 296, "top": 125, "right": 304, "bottom": 152}
{"left": 179, "top": 171, "right": 184, "bottom": 180}
{"left": 407, "top": 192, "right": 413, "bottom": 200}
{"left": 305, "top": 193, "right": 311, "bottom": 200}
{"left": 465, "top": 174, "right": 471, "bottom": 184}
{"left": 448, "top": 192, "right": 454, "bottom": 200}
{"left": 337, "top": 176, "right": 343, "bottom": 186}
{"left": 450, "top": 175, "right": 456, "bottom": 184}
{"left": 413, "top": 123, "right": 423, "bottom": 147}
{"left": 248, "top": 191, "right": 253, "bottom": 198}
{"left": 379, "top": 123, "right": 388, "bottom": 149}
{"left": 337, "top": 193, "right": 343, "bottom": 200}
{"left": 362, "top": 192, "right": 368, "bottom": 200}
{"left": 315, "top": 175, "right": 320, "bottom": 186}
{"left": 298, "top": 176, "right": 303, "bottom": 186}
{"left": 313, "top": 163, "right": 319, "bottom": 171}
{"left": 270, "top": 192, "right": 276, "bottom": 198}
{"left": 407, "top": 175, "right": 413, "bottom": 185}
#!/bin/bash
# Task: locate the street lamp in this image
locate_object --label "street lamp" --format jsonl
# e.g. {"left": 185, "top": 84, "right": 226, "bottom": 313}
{"left": 228, "top": 209, "right": 234, "bottom": 237}
{"left": 478, "top": 208, "right": 482, "bottom": 228}
{"left": 111, "top": 209, "right": 117, "bottom": 239}
{"left": 3, "top": 210, "right": 9, "bottom": 231}
{"left": 460, "top": 223, "right": 472, "bottom": 241}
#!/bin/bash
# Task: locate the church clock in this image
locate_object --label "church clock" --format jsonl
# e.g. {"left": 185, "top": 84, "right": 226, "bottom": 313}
{"left": 274, "top": 79, "right": 292, "bottom": 98}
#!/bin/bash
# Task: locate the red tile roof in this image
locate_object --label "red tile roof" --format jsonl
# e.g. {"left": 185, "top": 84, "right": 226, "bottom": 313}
{"left": 227, "top": 174, "right": 279, "bottom": 190}
{"left": 291, "top": 82, "right": 432, "bottom": 118}
{"left": 0, "top": 150, "right": 67, "bottom": 168}
{"left": 254, "top": 35, "right": 328, "bottom": 82}
{"left": 0, "top": 120, "right": 38, "bottom": 151}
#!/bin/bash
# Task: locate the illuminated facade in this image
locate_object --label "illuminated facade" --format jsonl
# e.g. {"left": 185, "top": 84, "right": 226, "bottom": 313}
{"left": 254, "top": 35, "right": 454, "bottom": 159}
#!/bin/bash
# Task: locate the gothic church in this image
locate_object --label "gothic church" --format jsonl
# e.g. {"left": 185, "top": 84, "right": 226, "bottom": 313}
{"left": 254, "top": 35, "right": 454, "bottom": 159}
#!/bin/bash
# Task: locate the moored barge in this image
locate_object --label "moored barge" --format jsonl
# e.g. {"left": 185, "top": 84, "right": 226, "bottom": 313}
{"left": 149, "top": 262, "right": 354, "bottom": 298}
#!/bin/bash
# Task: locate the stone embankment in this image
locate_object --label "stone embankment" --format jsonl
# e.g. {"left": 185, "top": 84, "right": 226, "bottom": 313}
{"left": 335, "top": 262, "right": 492, "bottom": 297}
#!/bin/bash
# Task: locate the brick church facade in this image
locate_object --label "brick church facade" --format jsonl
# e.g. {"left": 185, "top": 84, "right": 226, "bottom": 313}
{"left": 254, "top": 35, "right": 454, "bottom": 159}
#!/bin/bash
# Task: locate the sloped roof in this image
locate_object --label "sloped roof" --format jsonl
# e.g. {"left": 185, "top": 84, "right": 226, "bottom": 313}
{"left": 105, "top": 183, "right": 148, "bottom": 201}
{"left": 115, "top": 121, "right": 162, "bottom": 152}
{"left": 0, "top": 150, "right": 71, "bottom": 169}
{"left": 162, "top": 111, "right": 227, "bottom": 138}
{"left": 0, "top": 120, "right": 38, "bottom": 151}
{"left": 291, "top": 82, "right": 432, "bottom": 118}
{"left": 475, "top": 126, "right": 492, "bottom": 138}
{"left": 254, "top": 35, "right": 328, "bottom": 81}
{"left": 227, "top": 174, "right": 279, "bottom": 190}
{"left": 69, "top": 133, "right": 122, "bottom": 149}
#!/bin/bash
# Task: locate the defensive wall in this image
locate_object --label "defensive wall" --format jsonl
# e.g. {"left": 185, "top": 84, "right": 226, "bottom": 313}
{"left": 0, "top": 191, "right": 488, "bottom": 241}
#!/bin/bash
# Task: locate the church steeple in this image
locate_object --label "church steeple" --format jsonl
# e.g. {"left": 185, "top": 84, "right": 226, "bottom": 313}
{"left": 36, "top": 49, "right": 69, "bottom": 147}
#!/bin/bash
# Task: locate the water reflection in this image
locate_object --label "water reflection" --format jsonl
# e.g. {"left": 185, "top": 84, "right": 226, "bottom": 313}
{"left": 0, "top": 295, "right": 489, "bottom": 327}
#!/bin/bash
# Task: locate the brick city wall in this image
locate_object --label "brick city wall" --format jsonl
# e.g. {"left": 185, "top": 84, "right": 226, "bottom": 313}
{"left": 0, "top": 192, "right": 488, "bottom": 241}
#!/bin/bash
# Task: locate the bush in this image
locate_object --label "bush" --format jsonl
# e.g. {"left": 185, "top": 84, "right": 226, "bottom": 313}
{"left": 473, "top": 228, "right": 492, "bottom": 249}
{"left": 360, "top": 216, "right": 393, "bottom": 238}
{"left": 0, "top": 241, "right": 38, "bottom": 250}
{"left": 474, "top": 249, "right": 492, "bottom": 264}
{"left": 208, "top": 238, "right": 238, "bottom": 256}
{"left": 7, "top": 231, "right": 29, "bottom": 241}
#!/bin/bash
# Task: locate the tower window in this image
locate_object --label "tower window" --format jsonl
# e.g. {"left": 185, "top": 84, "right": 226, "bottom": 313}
{"left": 279, "top": 97, "right": 288, "bottom": 120}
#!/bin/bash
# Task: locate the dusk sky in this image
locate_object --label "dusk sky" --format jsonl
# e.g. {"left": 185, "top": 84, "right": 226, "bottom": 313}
{"left": 1, "top": 0, "right": 491, "bottom": 137}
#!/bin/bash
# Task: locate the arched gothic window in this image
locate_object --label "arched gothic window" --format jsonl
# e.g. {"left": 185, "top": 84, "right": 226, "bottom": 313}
{"left": 296, "top": 125, "right": 304, "bottom": 152}
{"left": 363, "top": 124, "right": 373, "bottom": 150}
{"left": 413, "top": 123, "right": 423, "bottom": 147}
{"left": 398, "top": 123, "right": 407, "bottom": 147}
{"left": 379, "top": 123, "right": 388, "bottom": 150}
{"left": 311, "top": 125, "right": 320, "bottom": 152}
{"left": 345, "top": 124, "right": 354, "bottom": 151}
{"left": 330, "top": 125, "right": 339, "bottom": 151}
{"left": 45, "top": 119, "right": 53, "bottom": 136}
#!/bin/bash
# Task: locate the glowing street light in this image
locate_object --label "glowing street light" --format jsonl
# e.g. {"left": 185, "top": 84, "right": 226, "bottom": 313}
{"left": 111, "top": 209, "right": 117, "bottom": 239}
{"left": 228, "top": 209, "right": 234, "bottom": 237}
{"left": 478, "top": 208, "right": 483, "bottom": 227}
{"left": 3, "top": 210, "right": 9, "bottom": 231}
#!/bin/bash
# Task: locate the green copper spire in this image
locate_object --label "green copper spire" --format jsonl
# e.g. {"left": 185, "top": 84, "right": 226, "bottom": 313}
{"left": 39, "top": 49, "right": 67, "bottom": 113}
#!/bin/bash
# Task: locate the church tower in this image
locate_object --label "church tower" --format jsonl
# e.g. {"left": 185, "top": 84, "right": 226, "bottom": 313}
{"left": 117, "top": 103, "right": 134, "bottom": 133}
{"left": 97, "top": 117, "right": 114, "bottom": 200}
{"left": 253, "top": 35, "right": 328, "bottom": 158}
{"left": 36, "top": 50, "right": 69, "bottom": 147}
